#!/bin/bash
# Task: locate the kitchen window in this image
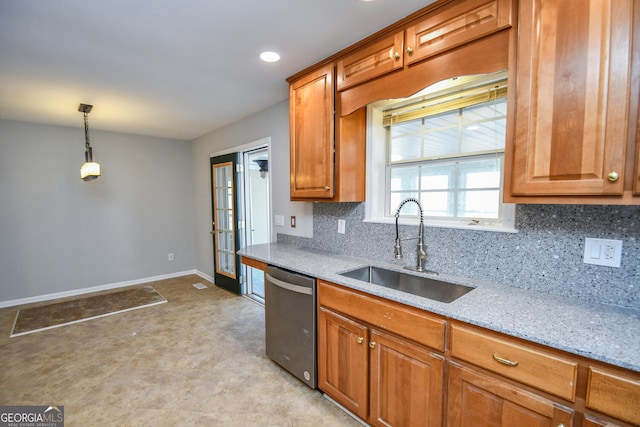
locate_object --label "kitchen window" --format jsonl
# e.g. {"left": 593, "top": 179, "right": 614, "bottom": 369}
{"left": 366, "top": 72, "right": 516, "bottom": 231}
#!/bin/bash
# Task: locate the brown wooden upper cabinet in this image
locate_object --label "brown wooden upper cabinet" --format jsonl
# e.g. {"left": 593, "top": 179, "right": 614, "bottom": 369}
{"left": 288, "top": 64, "right": 367, "bottom": 202}
{"left": 289, "top": 0, "right": 639, "bottom": 205}
{"left": 336, "top": 0, "right": 512, "bottom": 91}
{"left": 506, "top": 0, "right": 640, "bottom": 203}
{"left": 289, "top": 64, "right": 335, "bottom": 200}
{"left": 336, "top": 32, "right": 404, "bottom": 92}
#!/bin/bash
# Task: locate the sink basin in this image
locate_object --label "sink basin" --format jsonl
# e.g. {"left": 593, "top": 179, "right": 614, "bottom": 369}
{"left": 339, "top": 266, "right": 474, "bottom": 303}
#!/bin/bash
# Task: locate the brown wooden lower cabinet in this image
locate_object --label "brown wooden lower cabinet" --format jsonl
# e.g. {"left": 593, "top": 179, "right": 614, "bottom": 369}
{"left": 369, "top": 329, "right": 444, "bottom": 427}
{"left": 586, "top": 367, "right": 640, "bottom": 425}
{"left": 317, "top": 306, "right": 369, "bottom": 420}
{"left": 313, "top": 279, "right": 640, "bottom": 427}
{"left": 447, "top": 361, "right": 574, "bottom": 427}
{"left": 318, "top": 305, "right": 444, "bottom": 427}
{"left": 583, "top": 414, "right": 624, "bottom": 427}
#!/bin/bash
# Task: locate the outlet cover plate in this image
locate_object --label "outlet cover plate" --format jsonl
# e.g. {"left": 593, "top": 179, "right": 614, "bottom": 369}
{"left": 584, "top": 238, "right": 622, "bottom": 267}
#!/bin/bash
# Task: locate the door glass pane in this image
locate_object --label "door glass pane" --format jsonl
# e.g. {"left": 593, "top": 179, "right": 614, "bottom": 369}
{"left": 214, "top": 162, "right": 235, "bottom": 278}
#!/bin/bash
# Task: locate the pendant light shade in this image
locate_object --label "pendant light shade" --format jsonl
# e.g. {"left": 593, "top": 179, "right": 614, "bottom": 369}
{"left": 79, "top": 103, "right": 101, "bottom": 181}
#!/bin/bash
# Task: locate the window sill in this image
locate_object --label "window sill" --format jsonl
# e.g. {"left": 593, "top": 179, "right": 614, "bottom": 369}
{"left": 363, "top": 216, "right": 518, "bottom": 233}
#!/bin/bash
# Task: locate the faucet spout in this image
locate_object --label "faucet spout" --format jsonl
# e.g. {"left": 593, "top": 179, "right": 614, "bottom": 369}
{"left": 394, "top": 198, "right": 428, "bottom": 272}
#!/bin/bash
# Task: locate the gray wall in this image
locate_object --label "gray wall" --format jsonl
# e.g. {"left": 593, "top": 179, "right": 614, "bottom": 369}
{"left": 0, "top": 119, "right": 195, "bottom": 303}
{"left": 279, "top": 203, "right": 640, "bottom": 310}
{"left": 190, "top": 100, "right": 313, "bottom": 279}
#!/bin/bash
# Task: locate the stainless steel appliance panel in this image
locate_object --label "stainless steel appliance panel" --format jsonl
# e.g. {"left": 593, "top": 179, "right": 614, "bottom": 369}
{"left": 265, "top": 265, "right": 316, "bottom": 389}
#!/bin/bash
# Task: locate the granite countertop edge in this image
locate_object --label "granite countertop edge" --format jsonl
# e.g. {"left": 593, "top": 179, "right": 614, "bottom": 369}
{"left": 239, "top": 242, "right": 640, "bottom": 372}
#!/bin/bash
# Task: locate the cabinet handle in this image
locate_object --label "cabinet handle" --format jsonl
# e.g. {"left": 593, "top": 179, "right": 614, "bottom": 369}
{"left": 324, "top": 186, "right": 330, "bottom": 191}
{"left": 607, "top": 171, "right": 620, "bottom": 182}
{"left": 406, "top": 46, "right": 414, "bottom": 56}
{"left": 393, "top": 51, "right": 400, "bottom": 61}
{"left": 356, "top": 336, "right": 364, "bottom": 344}
{"left": 369, "top": 341, "right": 377, "bottom": 349}
{"left": 492, "top": 353, "right": 519, "bottom": 367}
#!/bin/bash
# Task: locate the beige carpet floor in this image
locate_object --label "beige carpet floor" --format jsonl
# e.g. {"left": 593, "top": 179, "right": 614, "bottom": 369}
{"left": 0, "top": 275, "right": 361, "bottom": 426}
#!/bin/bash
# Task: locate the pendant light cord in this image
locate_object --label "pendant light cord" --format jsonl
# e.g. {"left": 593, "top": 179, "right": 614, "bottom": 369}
{"left": 83, "top": 111, "right": 91, "bottom": 150}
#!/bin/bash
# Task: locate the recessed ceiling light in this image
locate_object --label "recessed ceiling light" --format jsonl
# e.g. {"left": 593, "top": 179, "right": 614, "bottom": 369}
{"left": 260, "top": 51, "right": 280, "bottom": 63}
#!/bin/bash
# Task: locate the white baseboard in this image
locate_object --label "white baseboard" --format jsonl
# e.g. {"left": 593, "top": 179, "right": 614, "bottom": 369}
{"left": 194, "top": 270, "right": 215, "bottom": 283}
{"left": 0, "top": 270, "right": 207, "bottom": 309}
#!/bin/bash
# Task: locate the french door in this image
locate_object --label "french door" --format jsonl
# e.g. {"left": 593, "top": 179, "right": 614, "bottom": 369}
{"left": 210, "top": 153, "right": 241, "bottom": 294}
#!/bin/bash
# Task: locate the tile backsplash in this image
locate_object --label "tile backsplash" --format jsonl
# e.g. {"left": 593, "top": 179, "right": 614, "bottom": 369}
{"left": 278, "top": 203, "right": 640, "bottom": 310}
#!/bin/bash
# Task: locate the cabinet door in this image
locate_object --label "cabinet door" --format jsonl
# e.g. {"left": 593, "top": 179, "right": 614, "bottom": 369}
{"left": 405, "top": 0, "right": 512, "bottom": 65}
{"left": 447, "top": 362, "right": 574, "bottom": 427}
{"left": 336, "top": 32, "right": 404, "bottom": 91}
{"left": 510, "top": 0, "right": 633, "bottom": 196}
{"left": 369, "top": 329, "right": 444, "bottom": 427}
{"left": 317, "top": 307, "right": 369, "bottom": 420}
{"left": 289, "top": 64, "right": 335, "bottom": 199}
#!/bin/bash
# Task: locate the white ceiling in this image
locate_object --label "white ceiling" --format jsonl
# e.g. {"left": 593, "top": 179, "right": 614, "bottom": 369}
{"left": 0, "top": 0, "right": 436, "bottom": 141}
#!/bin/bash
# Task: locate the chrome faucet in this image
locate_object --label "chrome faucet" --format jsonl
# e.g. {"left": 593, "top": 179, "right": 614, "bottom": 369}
{"left": 394, "top": 198, "right": 428, "bottom": 272}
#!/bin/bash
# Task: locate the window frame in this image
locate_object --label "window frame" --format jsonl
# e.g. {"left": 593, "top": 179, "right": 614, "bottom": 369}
{"left": 364, "top": 76, "right": 517, "bottom": 233}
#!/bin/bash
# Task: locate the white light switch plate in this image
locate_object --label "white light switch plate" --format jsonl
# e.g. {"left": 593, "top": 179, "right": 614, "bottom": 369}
{"left": 274, "top": 215, "right": 284, "bottom": 226}
{"left": 338, "top": 219, "right": 346, "bottom": 234}
{"left": 583, "top": 238, "right": 622, "bottom": 267}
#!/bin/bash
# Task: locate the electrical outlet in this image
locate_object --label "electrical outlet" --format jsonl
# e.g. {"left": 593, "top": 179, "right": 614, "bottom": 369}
{"left": 290, "top": 216, "right": 296, "bottom": 228}
{"left": 583, "top": 238, "right": 622, "bottom": 267}
{"left": 168, "top": 253, "right": 174, "bottom": 261}
{"left": 338, "top": 219, "right": 346, "bottom": 234}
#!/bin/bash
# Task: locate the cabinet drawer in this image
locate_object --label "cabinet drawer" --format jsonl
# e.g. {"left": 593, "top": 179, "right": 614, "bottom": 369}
{"left": 450, "top": 324, "right": 577, "bottom": 401}
{"left": 336, "top": 31, "right": 404, "bottom": 91}
{"left": 586, "top": 367, "right": 640, "bottom": 425}
{"left": 405, "top": 0, "right": 512, "bottom": 65}
{"left": 318, "top": 281, "right": 445, "bottom": 351}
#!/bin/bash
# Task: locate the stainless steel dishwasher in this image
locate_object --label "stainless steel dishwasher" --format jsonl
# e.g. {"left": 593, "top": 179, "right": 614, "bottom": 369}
{"left": 265, "top": 265, "right": 316, "bottom": 389}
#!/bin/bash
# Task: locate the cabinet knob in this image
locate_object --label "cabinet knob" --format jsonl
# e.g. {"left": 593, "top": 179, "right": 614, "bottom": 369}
{"left": 369, "top": 341, "right": 377, "bottom": 349}
{"left": 393, "top": 51, "right": 401, "bottom": 61}
{"left": 607, "top": 171, "right": 620, "bottom": 182}
{"left": 356, "top": 336, "right": 364, "bottom": 344}
{"left": 557, "top": 424, "right": 565, "bottom": 427}
{"left": 324, "top": 186, "right": 330, "bottom": 191}
{"left": 406, "top": 46, "right": 414, "bottom": 56}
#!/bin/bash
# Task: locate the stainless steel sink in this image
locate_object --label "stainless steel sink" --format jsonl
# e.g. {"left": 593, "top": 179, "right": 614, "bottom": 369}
{"left": 339, "top": 266, "right": 474, "bottom": 303}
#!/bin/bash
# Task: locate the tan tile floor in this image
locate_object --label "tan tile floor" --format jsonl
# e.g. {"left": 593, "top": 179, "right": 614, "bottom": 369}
{"left": 0, "top": 275, "right": 361, "bottom": 426}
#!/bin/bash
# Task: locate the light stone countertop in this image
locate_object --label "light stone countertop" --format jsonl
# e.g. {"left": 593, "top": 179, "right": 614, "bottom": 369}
{"left": 239, "top": 242, "right": 640, "bottom": 372}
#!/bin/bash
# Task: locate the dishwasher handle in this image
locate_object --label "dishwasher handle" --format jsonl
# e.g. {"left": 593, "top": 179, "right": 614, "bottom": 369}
{"left": 266, "top": 273, "right": 313, "bottom": 295}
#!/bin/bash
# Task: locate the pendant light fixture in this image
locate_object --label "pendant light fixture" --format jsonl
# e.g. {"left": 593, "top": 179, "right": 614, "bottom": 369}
{"left": 254, "top": 159, "right": 268, "bottom": 179}
{"left": 79, "top": 103, "right": 101, "bottom": 181}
